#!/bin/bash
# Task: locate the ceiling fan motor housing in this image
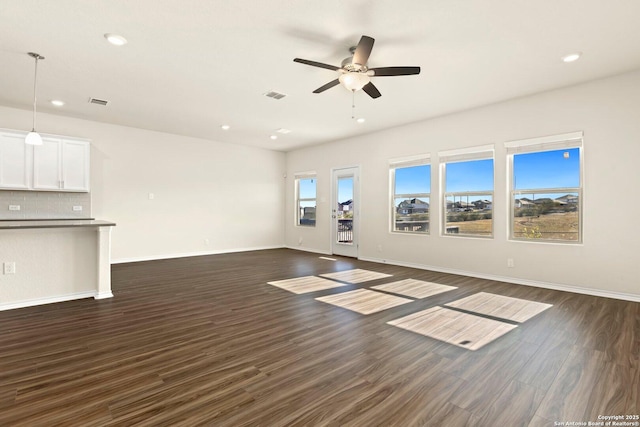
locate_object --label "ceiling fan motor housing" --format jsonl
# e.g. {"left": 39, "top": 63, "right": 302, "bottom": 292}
{"left": 341, "top": 56, "right": 367, "bottom": 72}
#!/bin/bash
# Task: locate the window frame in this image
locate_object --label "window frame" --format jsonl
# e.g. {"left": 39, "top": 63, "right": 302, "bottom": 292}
{"left": 295, "top": 172, "right": 317, "bottom": 227}
{"left": 439, "top": 145, "right": 495, "bottom": 238}
{"left": 506, "top": 132, "right": 583, "bottom": 244}
{"left": 389, "top": 155, "right": 431, "bottom": 235}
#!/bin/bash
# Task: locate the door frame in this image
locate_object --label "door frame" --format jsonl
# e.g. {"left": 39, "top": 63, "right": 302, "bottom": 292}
{"left": 330, "top": 166, "right": 360, "bottom": 258}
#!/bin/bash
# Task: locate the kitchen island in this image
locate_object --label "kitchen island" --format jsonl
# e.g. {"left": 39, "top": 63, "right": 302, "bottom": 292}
{"left": 0, "top": 219, "right": 116, "bottom": 310}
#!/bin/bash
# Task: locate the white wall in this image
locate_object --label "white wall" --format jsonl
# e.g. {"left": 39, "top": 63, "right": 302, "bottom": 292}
{"left": 285, "top": 70, "right": 640, "bottom": 300}
{"left": 0, "top": 106, "right": 286, "bottom": 262}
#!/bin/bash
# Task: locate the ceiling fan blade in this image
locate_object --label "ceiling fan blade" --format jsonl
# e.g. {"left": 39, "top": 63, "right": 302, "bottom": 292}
{"left": 352, "top": 35, "right": 375, "bottom": 66}
{"left": 369, "top": 66, "right": 421, "bottom": 76}
{"left": 294, "top": 58, "right": 340, "bottom": 71}
{"left": 313, "top": 79, "right": 340, "bottom": 93}
{"left": 362, "top": 82, "right": 381, "bottom": 99}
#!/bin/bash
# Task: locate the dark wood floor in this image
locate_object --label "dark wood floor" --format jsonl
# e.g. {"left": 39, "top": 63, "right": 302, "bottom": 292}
{"left": 1, "top": 249, "right": 638, "bottom": 426}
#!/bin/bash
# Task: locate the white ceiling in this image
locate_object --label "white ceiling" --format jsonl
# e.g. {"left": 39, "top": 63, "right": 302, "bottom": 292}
{"left": 1, "top": 0, "right": 640, "bottom": 151}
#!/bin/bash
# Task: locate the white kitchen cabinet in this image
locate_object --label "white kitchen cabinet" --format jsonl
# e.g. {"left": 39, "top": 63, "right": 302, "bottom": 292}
{"left": 0, "top": 129, "right": 90, "bottom": 192}
{"left": 0, "top": 131, "right": 31, "bottom": 190}
{"left": 33, "top": 137, "right": 90, "bottom": 192}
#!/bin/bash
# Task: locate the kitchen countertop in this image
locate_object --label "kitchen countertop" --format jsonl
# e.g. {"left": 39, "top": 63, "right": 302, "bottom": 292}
{"left": 0, "top": 219, "right": 116, "bottom": 230}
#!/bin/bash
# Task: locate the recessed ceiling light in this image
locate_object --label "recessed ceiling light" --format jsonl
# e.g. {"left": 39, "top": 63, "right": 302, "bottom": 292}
{"left": 270, "top": 135, "right": 278, "bottom": 140}
{"left": 221, "top": 125, "right": 230, "bottom": 130}
{"left": 104, "top": 33, "right": 128, "bottom": 46}
{"left": 562, "top": 52, "right": 582, "bottom": 63}
{"left": 356, "top": 118, "right": 366, "bottom": 124}
{"left": 51, "top": 100, "right": 65, "bottom": 107}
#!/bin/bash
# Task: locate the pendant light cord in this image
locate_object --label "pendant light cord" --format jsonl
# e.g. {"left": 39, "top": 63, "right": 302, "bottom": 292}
{"left": 32, "top": 55, "right": 39, "bottom": 132}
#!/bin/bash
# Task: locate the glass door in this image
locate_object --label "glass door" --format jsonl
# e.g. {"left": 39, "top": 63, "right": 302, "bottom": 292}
{"left": 331, "top": 167, "right": 359, "bottom": 257}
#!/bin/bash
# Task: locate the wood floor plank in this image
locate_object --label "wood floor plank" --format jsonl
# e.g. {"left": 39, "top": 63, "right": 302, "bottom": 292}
{"left": 535, "top": 346, "right": 607, "bottom": 421}
{"left": 0, "top": 248, "right": 637, "bottom": 426}
{"left": 475, "top": 379, "right": 546, "bottom": 426}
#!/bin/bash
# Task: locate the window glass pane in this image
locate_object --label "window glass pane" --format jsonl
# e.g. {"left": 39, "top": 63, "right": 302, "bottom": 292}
{"left": 392, "top": 164, "right": 430, "bottom": 234}
{"left": 444, "top": 158, "right": 494, "bottom": 237}
{"left": 513, "top": 192, "right": 579, "bottom": 241}
{"left": 395, "top": 165, "right": 430, "bottom": 194}
{"left": 299, "top": 200, "right": 316, "bottom": 226}
{"left": 445, "top": 159, "right": 494, "bottom": 192}
{"left": 296, "top": 176, "right": 316, "bottom": 227}
{"left": 514, "top": 148, "right": 580, "bottom": 190}
{"left": 394, "top": 197, "right": 429, "bottom": 233}
{"left": 444, "top": 194, "right": 493, "bottom": 236}
{"left": 511, "top": 145, "right": 581, "bottom": 242}
{"left": 299, "top": 178, "right": 316, "bottom": 199}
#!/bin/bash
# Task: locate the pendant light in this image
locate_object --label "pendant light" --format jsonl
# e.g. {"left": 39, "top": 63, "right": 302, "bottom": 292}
{"left": 25, "top": 52, "right": 45, "bottom": 146}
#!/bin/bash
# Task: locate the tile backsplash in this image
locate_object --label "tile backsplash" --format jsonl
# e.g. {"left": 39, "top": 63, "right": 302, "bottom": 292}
{"left": 0, "top": 191, "right": 91, "bottom": 220}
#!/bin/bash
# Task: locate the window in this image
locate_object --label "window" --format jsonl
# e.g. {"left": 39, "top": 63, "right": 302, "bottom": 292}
{"left": 506, "top": 132, "right": 583, "bottom": 242}
{"left": 390, "top": 156, "right": 430, "bottom": 234}
{"left": 440, "top": 145, "right": 494, "bottom": 237}
{"left": 295, "top": 174, "right": 316, "bottom": 226}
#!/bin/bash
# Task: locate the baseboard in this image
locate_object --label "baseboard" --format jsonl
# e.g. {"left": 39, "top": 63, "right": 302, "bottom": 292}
{"left": 112, "top": 245, "right": 285, "bottom": 264}
{"left": 0, "top": 291, "right": 97, "bottom": 311}
{"left": 358, "top": 255, "right": 640, "bottom": 303}
{"left": 94, "top": 291, "right": 114, "bottom": 300}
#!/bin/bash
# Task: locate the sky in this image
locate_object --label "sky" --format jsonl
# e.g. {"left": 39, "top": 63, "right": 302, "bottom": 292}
{"left": 394, "top": 148, "right": 579, "bottom": 195}
{"left": 299, "top": 178, "right": 315, "bottom": 199}
{"left": 513, "top": 148, "right": 580, "bottom": 189}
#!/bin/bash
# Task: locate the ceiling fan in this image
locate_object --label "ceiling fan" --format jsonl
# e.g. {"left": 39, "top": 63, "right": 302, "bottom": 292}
{"left": 294, "top": 35, "right": 420, "bottom": 99}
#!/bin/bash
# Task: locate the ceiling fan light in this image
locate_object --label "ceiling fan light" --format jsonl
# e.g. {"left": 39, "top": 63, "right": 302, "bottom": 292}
{"left": 339, "top": 72, "right": 370, "bottom": 91}
{"left": 25, "top": 131, "right": 43, "bottom": 146}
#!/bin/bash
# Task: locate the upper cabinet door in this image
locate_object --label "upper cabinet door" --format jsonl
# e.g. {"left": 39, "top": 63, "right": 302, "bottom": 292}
{"left": 33, "top": 137, "right": 90, "bottom": 192}
{"left": 0, "top": 131, "right": 31, "bottom": 190}
{"left": 62, "top": 140, "right": 90, "bottom": 191}
{"left": 33, "top": 137, "right": 63, "bottom": 190}
{"left": 0, "top": 129, "right": 90, "bottom": 192}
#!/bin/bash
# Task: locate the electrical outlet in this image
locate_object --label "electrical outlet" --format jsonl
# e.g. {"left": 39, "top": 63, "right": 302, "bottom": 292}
{"left": 148, "top": 193, "right": 155, "bottom": 200}
{"left": 3, "top": 262, "right": 16, "bottom": 275}
{"left": 73, "top": 206, "right": 83, "bottom": 211}
{"left": 507, "top": 258, "right": 515, "bottom": 268}
{"left": 8, "top": 205, "right": 20, "bottom": 211}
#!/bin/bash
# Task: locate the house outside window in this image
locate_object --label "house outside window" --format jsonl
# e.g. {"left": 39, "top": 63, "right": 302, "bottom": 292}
{"left": 506, "top": 132, "right": 583, "bottom": 242}
{"left": 439, "top": 145, "right": 494, "bottom": 237}
{"left": 295, "top": 173, "right": 316, "bottom": 226}
{"left": 390, "top": 155, "right": 430, "bottom": 234}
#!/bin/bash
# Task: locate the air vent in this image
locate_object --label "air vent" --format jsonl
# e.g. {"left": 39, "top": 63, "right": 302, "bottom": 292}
{"left": 88, "top": 97, "right": 109, "bottom": 106}
{"left": 263, "top": 90, "right": 286, "bottom": 100}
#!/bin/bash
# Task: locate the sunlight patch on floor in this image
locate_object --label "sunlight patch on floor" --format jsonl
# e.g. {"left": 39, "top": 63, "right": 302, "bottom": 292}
{"left": 320, "top": 269, "right": 392, "bottom": 284}
{"left": 388, "top": 306, "right": 517, "bottom": 350}
{"left": 316, "top": 289, "right": 413, "bottom": 315}
{"left": 445, "top": 292, "right": 552, "bottom": 323}
{"left": 372, "top": 279, "right": 457, "bottom": 299}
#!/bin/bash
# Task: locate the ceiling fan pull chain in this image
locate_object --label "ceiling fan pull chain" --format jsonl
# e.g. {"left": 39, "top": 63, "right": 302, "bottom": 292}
{"left": 352, "top": 89, "right": 356, "bottom": 119}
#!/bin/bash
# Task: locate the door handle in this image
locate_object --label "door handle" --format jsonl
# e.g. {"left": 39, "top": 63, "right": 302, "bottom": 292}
{"left": 332, "top": 215, "right": 336, "bottom": 218}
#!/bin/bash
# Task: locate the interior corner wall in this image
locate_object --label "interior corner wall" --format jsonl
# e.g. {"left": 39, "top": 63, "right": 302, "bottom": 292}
{"left": 284, "top": 70, "right": 640, "bottom": 299}
{"left": 0, "top": 106, "right": 286, "bottom": 262}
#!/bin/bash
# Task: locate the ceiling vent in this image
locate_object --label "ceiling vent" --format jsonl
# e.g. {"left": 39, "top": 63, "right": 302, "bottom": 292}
{"left": 88, "top": 97, "right": 109, "bottom": 106}
{"left": 263, "top": 90, "right": 286, "bottom": 100}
